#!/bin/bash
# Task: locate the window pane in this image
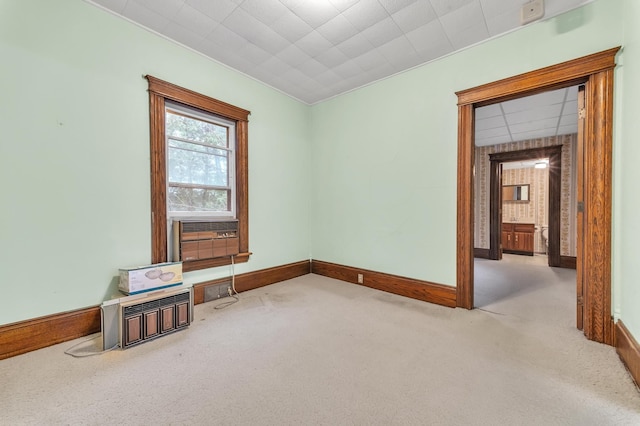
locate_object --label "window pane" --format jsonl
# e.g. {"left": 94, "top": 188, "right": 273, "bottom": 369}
{"left": 167, "top": 142, "right": 229, "bottom": 187}
{"left": 166, "top": 111, "right": 228, "bottom": 148}
{"left": 168, "top": 187, "right": 229, "bottom": 212}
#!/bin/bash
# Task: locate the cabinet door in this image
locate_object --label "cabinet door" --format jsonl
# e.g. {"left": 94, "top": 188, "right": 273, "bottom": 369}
{"left": 502, "top": 230, "right": 512, "bottom": 250}
{"left": 144, "top": 310, "right": 159, "bottom": 339}
{"left": 176, "top": 302, "right": 190, "bottom": 328}
{"left": 124, "top": 314, "right": 143, "bottom": 347}
{"left": 161, "top": 306, "right": 175, "bottom": 333}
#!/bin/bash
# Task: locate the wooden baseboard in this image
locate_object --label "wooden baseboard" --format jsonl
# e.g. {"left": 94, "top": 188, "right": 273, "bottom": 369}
{"left": 311, "top": 260, "right": 456, "bottom": 308}
{"left": 0, "top": 306, "right": 101, "bottom": 360}
{"left": 559, "top": 256, "right": 577, "bottom": 269}
{"left": 0, "top": 260, "right": 311, "bottom": 360}
{"left": 192, "top": 260, "right": 311, "bottom": 304}
{"left": 474, "top": 248, "right": 490, "bottom": 259}
{"left": 616, "top": 320, "right": 640, "bottom": 387}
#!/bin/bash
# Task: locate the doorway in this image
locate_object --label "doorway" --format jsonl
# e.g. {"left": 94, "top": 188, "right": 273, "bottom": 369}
{"left": 455, "top": 47, "right": 620, "bottom": 345}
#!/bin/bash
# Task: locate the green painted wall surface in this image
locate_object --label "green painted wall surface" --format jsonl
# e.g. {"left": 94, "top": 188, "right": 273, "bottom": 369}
{"left": 618, "top": 0, "right": 640, "bottom": 338}
{"left": 310, "top": 0, "right": 623, "bottom": 287}
{"left": 0, "top": 0, "right": 310, "bottom": 325}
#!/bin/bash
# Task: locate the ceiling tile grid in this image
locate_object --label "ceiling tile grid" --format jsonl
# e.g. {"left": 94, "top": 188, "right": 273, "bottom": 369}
{"left": 89, "top": 0, "right": 591, "bottom": 105}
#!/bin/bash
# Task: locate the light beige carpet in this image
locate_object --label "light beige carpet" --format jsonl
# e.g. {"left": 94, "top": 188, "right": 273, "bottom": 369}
{"left": 1, "top": 270, "right": 639, "bottom": 425}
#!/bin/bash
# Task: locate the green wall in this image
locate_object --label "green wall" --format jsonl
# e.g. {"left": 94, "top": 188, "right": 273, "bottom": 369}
{"left": 310, "top": 0, "right": 624, "bottom": 286}
{"left": 0, "top": 0, "right": 311, "bottom": 325}
{"left": 2, "top": 0, "right": 639, "bottom": 343}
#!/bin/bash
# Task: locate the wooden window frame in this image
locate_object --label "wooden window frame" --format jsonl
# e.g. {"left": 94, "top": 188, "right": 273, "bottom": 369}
{"left": 146, "top": 76, "right": 250, "bottom": 272}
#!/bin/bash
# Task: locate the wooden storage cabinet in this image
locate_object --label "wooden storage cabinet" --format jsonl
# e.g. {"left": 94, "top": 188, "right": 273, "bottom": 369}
{"left": 120, "top": 288, "right": 192, "bottom": 349}
{"left": 502, "top": 223, "right": 534, "bottom": 256}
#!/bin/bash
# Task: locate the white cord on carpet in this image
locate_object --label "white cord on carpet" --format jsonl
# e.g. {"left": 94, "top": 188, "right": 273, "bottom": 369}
{"left": 214, "top": 255, "right": 239, "bottom": 310}
{"left": 64, "top": 335, "right": 118, "bottom": 358}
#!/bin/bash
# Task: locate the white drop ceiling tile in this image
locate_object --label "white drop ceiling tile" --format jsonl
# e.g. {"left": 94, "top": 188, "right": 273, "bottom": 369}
{"left": 314, "top": 69, "right": 344, "bottom": 87}
{"left": 476, "top": 126, "right": 510, "bottom": 139}
{"left": 558, "top": 124, "right": 579, "bottom": 135}
{"left": 280, "top": 0, "right": 341, "bottom": 29}
{"left": 378, "top": 0, "right": 419, "bottom": 15}
{"left": 506, "top": 104, "right": 563, "bottom": 124}
{"left": 92, "top": 0, "right": 128, "bottom": 13}
{"left": 391, "top": 1, "right": 438, "bottom": 33}
{"left": 240, "top": 0, "right": 289, "bottom": 26}
{"left": 186, "top": 0, "right": 238, "bottom": 22}
{"left": 484, "top": 9, "right": 519, "bottom": 36}
{"left": 208, "top": 45, "right": 254, "bottom": 72}
{"left": 328, "top": 0, "right": 361, "bottom": 12}
{"left": 316, "top": 14, "right": 359, "bottom": 45}
{"left": 544, "top": 0, "right": 589, "bottom": 17}
{"left": 392, "top": 52, "right": 426, "bottom": 71}
{"left": 282, "top": 68, "right": 317, "bottom": 89}
{"left": 297, "top": 58, "right": 329, "bottom": 78}
{"left": 439, "top": 1, "right": 489, "bottom": 50}
{"left": 377, "top": 35, "right": 416, "bottom": 64}
{"left": 122, "top": 1, "right": 170, "bottom": 33}
{"left": 363, "top": 61, "right": 397, "bottom": 81}
{"left": 221, "top": 8, "right": 265, "bottom": 43}
{"left": 173, "top": 3, "right": 218, "bottom": 37}
{"left": 405, "top": 20, "right": 451, "bottom": 55}
{"left": 342, "top": 0, "right": 389, "bottom": 31}
{"left": 512, "top": 128, "right": 558, "bottom": 141}
{"left": 509, "top": 118, "right": 559, "bottom": 135}
{"left": 475, "top": 104, "right": 502, "bottom": 119}
{"left": 337, "top": 32, "right": 375, "bottom": 58}
{"left": 295, "top": 31, "right": 333, "bottom": 58}
{"left": 429, "top": 0, "right": 475, "bottom": 17}
{"left": 134, "top": 0, "right": 186, "bottom": 18}
{"left": 270, "top": 10, "right": 314, "bottom": 43}
{"left": 479, "top": 0, "right": 521, "bottom": 17}
{"left": 251, "top": 27, "right": 291, "bottom": 55}
{"left": 206, "top": 25, "right": 248, "bottom": 52}
{"left": 360, "top": 17, "right": 403, "bottom": 48}
{"left": 332, "top": 59, "right": 364, "bottom": 79}
{"left": 566, "top": 85, "right": 579, "bottom": 101}
{"left": 476, "top": 134, "right": 512, "bottom": 147}
{"left": 315, "top": 47, "right": 350, "bottom": 68}
{"left": 353, "top": 49, "right": 388, "bottom": 71}
{"left": 475, "top": 115, "right": 506, "bottom": 131}
{"left": 163, "top": 22, "right": 205, "bottom": 48}
{"left": 238, "top": 43, "right": 272, "bottom": 65}
{"left": 260, "top": 55, "right": 293, "bottom": 75}
{"left": 502, "top": 89, "right": 566, "bottom": 113}
{"left": 559, "top": 113, "right": 578, "bottom": 126}
{"left": 276, "top": 44, "right": 312, "bottom": 67}
{"left": 563, "top": 100, "right": 578, "bottom": 114}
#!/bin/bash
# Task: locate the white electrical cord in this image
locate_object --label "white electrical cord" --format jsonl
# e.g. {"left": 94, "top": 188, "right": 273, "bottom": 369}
{"left": 64, "top": 334, "right": 118, "bottom": 358}
{"left": 214, "top": 255, "right": 239, "bottom": 310}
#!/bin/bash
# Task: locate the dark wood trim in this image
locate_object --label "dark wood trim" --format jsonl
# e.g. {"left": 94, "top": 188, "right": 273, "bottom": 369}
{"left": 193, "top": 260, "right": 311, "bottom": 305}
{"left": 0, "top": 307, "right": 101, "bottom": 360}
{"left": 616, "top": 321, "right": 640, "bottom": 388}
{"left": 474, "top": 248, "right": 490, "bottom": 259}
{"left": 559, "top": 256, "right": 577, "bottom": 269}
{"left": 0, "top": 261, "right": 311, "bottom": 359}
{"left": 488, "top": 146, "right": 562, "bottom": 266}
{"left": 312, "top": 260, "right": 456, "bottom": 308}
{"left": 456, "top": 47, "right": 620, "bottom": 346}
{"left": 456, "top": 104, "right": 474, "bottom": 309}
{"left": 146, "top": 76, "right": 251, "bottom": 270}
{"left": 456, "top": 47, "right": 619, "bottom": 106}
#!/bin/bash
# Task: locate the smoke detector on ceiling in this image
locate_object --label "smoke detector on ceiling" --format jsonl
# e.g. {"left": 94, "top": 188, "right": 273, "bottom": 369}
{"left": 521, "top": 0, "right": 545, "bottom": 25}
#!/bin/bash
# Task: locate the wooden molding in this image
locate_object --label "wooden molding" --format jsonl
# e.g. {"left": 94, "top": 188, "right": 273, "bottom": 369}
{"left": 0, "top": 307, "right": 101, "bottom": 360}
{"left": 456, "top": 47, "right": 620, "bottom": 345}
{"left": 0, "top": 260, "right": 310, "bottom": 360}
{"left": 474, "top": 248, "right": 490, "bottom": 259}
{"left": 559, "top": 256, "right": 577, "bottom": 269}
{"left": 193, "top": 260, "right": 311, "bottom": 304}
{"left": 616, "top": 321, "right": 640, "bottom": 388}
{"left": 312, "top": 260, "right": 456, "bottom": 308}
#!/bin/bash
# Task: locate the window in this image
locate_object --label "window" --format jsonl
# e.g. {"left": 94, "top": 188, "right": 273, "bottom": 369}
{"left": 146, "top": 76, "right": 250, "bottom": 271}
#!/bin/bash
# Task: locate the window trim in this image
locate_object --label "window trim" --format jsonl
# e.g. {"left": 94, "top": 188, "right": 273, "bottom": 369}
{"left": 146, "top": 75, "right": 250, "bottom": 271}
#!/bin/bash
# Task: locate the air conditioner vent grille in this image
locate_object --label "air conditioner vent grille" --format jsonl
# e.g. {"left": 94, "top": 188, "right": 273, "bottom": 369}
{"left": 182, "top": 221, "right": 238, "bottom": 233}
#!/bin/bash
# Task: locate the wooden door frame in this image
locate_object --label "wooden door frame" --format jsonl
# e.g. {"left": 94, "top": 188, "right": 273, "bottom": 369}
{"left": 455, "top": 47, "right": 620, "bottom": 345}
{"left": 488, "top": 146, "right": 562, "bottom": 266}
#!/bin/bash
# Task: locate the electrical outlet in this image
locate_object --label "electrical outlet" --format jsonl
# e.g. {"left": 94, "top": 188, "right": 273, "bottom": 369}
{"left": 357, "top": 273, "right": 363, "bottom": 284}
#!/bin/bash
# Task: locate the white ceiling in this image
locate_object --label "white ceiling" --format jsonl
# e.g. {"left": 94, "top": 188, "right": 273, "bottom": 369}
{"left": 475, "top": 85, "right": 579, "bottom": 147}
{"left": 88, "top": 0, "right": 590, "bottom": 105}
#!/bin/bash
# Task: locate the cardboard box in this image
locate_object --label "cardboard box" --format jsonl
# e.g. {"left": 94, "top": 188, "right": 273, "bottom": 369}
{"left": 119, "top": 262, "right": 183, "bottom": 295}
